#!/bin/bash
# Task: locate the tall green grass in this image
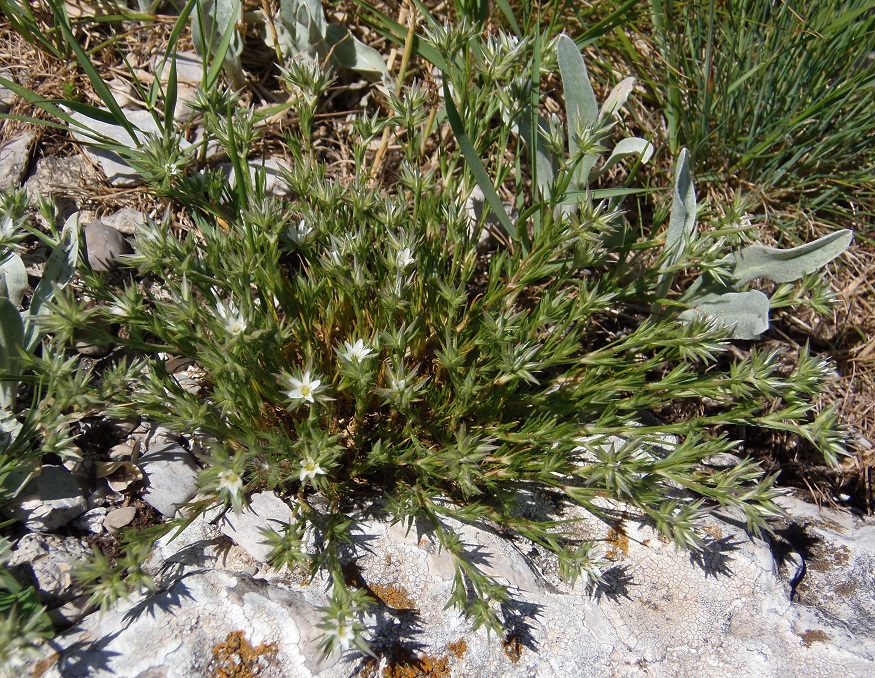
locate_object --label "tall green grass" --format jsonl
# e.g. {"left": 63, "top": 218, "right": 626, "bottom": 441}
{"left": 641, "top": 0, "right": 875, "bottom": 229}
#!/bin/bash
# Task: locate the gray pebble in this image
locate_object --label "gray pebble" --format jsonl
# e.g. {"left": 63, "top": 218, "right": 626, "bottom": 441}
{"left": 103, "top": 506, "right": 137, "bottom": 532}
{"left": 84, "top": 220, "right": 133, "bottom": 272}
{"left": 0, "top": 132, "right": 35, "bottom": 192}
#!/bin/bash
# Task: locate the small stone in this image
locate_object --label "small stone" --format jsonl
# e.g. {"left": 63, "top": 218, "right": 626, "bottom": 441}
{"left": 0, "top": 132, "right": 35, "bottom": 192}
{"left": 9, "top": 465, "right": 87, "bottom": 531}
{"left": 0, "top": 69, "right": 15, "bottom": 113}
{"left": 700, "top": 452, "right": 743, "bottom": 468}
{"left": 84, "top": 220, "right": 133, "bottom": 272}
{"left": 107, "top": 77, "right": 134, "bottom": 109}
{"left": 139, "top": 436, "right": 200, "bottom": 518}
{"left": 75, "top": 338, "right": 114, "bottom": 357}
{"left": 154, "top": 52, "right": 205, "bottom": 85}
{"left": 104, "top": 506, "right": 137, "bottom": 532}
{"left": 101, "top": 208, "right": 146, "bottom": 235}
{"left": 221, "top": 158, "right": 290, "bottom": 200}
{"left": 22, "top": 155, "right": 93, "bottom": 219}
{"left": 72, "top": 507, "right": 107, "bottom": 534}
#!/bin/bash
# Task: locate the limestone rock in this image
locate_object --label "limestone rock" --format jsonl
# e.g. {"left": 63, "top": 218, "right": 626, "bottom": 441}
{"left": 71, "top": 507, "right": 107, "bottom": 534}
{"left": 101, "top": 207, "right": 146, "bottom": 235}
{"left": 139, "top": 428, "right": 200, "bottom": 517}
{"left": 9, "top": 465, "right": 87, "bottom": 531}
{"left": 22, "top": 155, "right": 94, "bottom": 220}
{"left": 151, "top": 51, "right": 205, "bottom": 123}
{"left": 104, "top": 506, "right": 137, "bottom": 532}
{"left": 219, "top": 158, "right": 291, "bottom": 200}
{"left": 0, "top": 132, "right": 35, "bottom": 192}
{"left": 0, "top": 69, "right": 15, "bottom": 113}
{"left": 40, "top": 569, "right": 337, "bottom": 678}
{"left": 220, "top": 491, "right": 296, "bottom": 563}
{"left": 8, "top": 533, "right": 90, "bottom": 606}
{"left": 30, "top": 496, "right": 875, "bottom": 677}
{"left": 67, "top": 109, "right": 190, "bottom": 187}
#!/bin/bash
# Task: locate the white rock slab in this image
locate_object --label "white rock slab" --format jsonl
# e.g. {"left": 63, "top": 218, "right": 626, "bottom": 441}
{"left": 31, "top": 497, "right": 875, "bottom": 677}
{"left": 67, "top": 109, "right": 190, "bottom": 187}
{"left": 41, "top": 570, "right": 338, "bottom": 678}
{"left": 221, "top": 491, "right": 296, "bottom": 563}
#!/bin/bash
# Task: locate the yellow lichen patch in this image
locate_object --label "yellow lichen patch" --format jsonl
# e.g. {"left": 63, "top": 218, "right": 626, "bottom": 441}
{"left": 370, "top": 582, "right": 418, "bottom": 610}
{"left": 800, "top": 629, "right": 831, "bottom": 647}
{"left": 209, "top": 630, "right": 278, "bottom": 678}
{"left": 605, "top": 526, "right": 629, "bottom": 561}
{"left": 446, "top": 639, "right": 467, "bottom": 658}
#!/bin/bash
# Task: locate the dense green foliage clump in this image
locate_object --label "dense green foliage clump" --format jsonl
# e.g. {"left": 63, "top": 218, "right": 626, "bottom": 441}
{"left": 0, "top": 0, "right": 859, "bottom": 660}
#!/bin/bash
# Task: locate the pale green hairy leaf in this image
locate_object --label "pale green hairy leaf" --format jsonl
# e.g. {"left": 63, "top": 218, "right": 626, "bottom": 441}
{"left": 192, "top": 0, "right": 245, "bottom": 88}
{"left": 664, "top": 148, "right": 697, "bottom": 267}
{"left": 25, "top": 213, "right": 80, "bottom": 352}
{"left": 731, "top": 230, "right": 853, "bottom": 285}
{"left": 324, "top": 24, "right": 391, "bottom": 83}
{"left": 680, "top": 290, "right": 770, "bottom": 340}
{"left": 653, "top": 148, "right": 697, "bottom": 306}
{"left": 600, "top": 77, "right": 636, "bottom": 119}
{"left": 0, "top": 297, "right": 24, "bottom": 410}
{"left": 590, "top": 137, "right": 654, "bottom": 182}
{"left": 557, "top": 35, "right": 599, "bottom": 189}
{"left": 0, "top": 254, "right": 27, "bottom": 308}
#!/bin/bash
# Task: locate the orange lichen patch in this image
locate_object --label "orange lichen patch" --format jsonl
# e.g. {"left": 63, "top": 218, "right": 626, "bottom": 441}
{"left": 702, "top": 524, "right": 724, "bottom": 540}
{"left": 357, "top": 643, "right": 455, "bottom": 678}
{"left": 503, "top": 632, "right": 523, "bottom": 663}
{"left": 30, "top": 652, "right": 60, "bottom": 678}
{"left": 370, "top": 582, "right": 418, "bottom": 610}
{"left": 833, "top": 581, "right": 857, "bottom": 596}
{"left": 605, "top": 526, "right": 630, "bottom": 561}
{"left": 809, "top": 544, "right": 851, "bottom": 572}
{"left": 446, "top": 639, "right": 467, "bottom": 658}
{"left": 209, "top": 630, "right": 278, "bottom": 678}
{"left": 640, "top": 598, "right": 660, "bottom": 612}
{"left": 800, "top": 629, "right": 831, "bottom": 647}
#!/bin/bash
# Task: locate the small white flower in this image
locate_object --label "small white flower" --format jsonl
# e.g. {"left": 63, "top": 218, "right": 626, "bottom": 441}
{"left": 287, "top": 218, "right": 313, "bottom": 244}
{"left": 328, "top": 619, "right": 356, "bottom": 651}
{"left": 217, "top": 469, "right": 243, "bottom": 497}
{"left": 299, "top": 457, "right": 326, "bottom": 483}
{"left": 163, "top": 161, "right": 180, "bottom": 177}
{"left": 396, "top": 247, "right": 415, "bottom": 268}
{"left": 216, "top": 299, "right": 246, "bottom": 336}
{"left": 338, "top": 339, "right": 374, "bottom": 363}
{"left": 283, "top": 370, "right": 323, "bottom": 404}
